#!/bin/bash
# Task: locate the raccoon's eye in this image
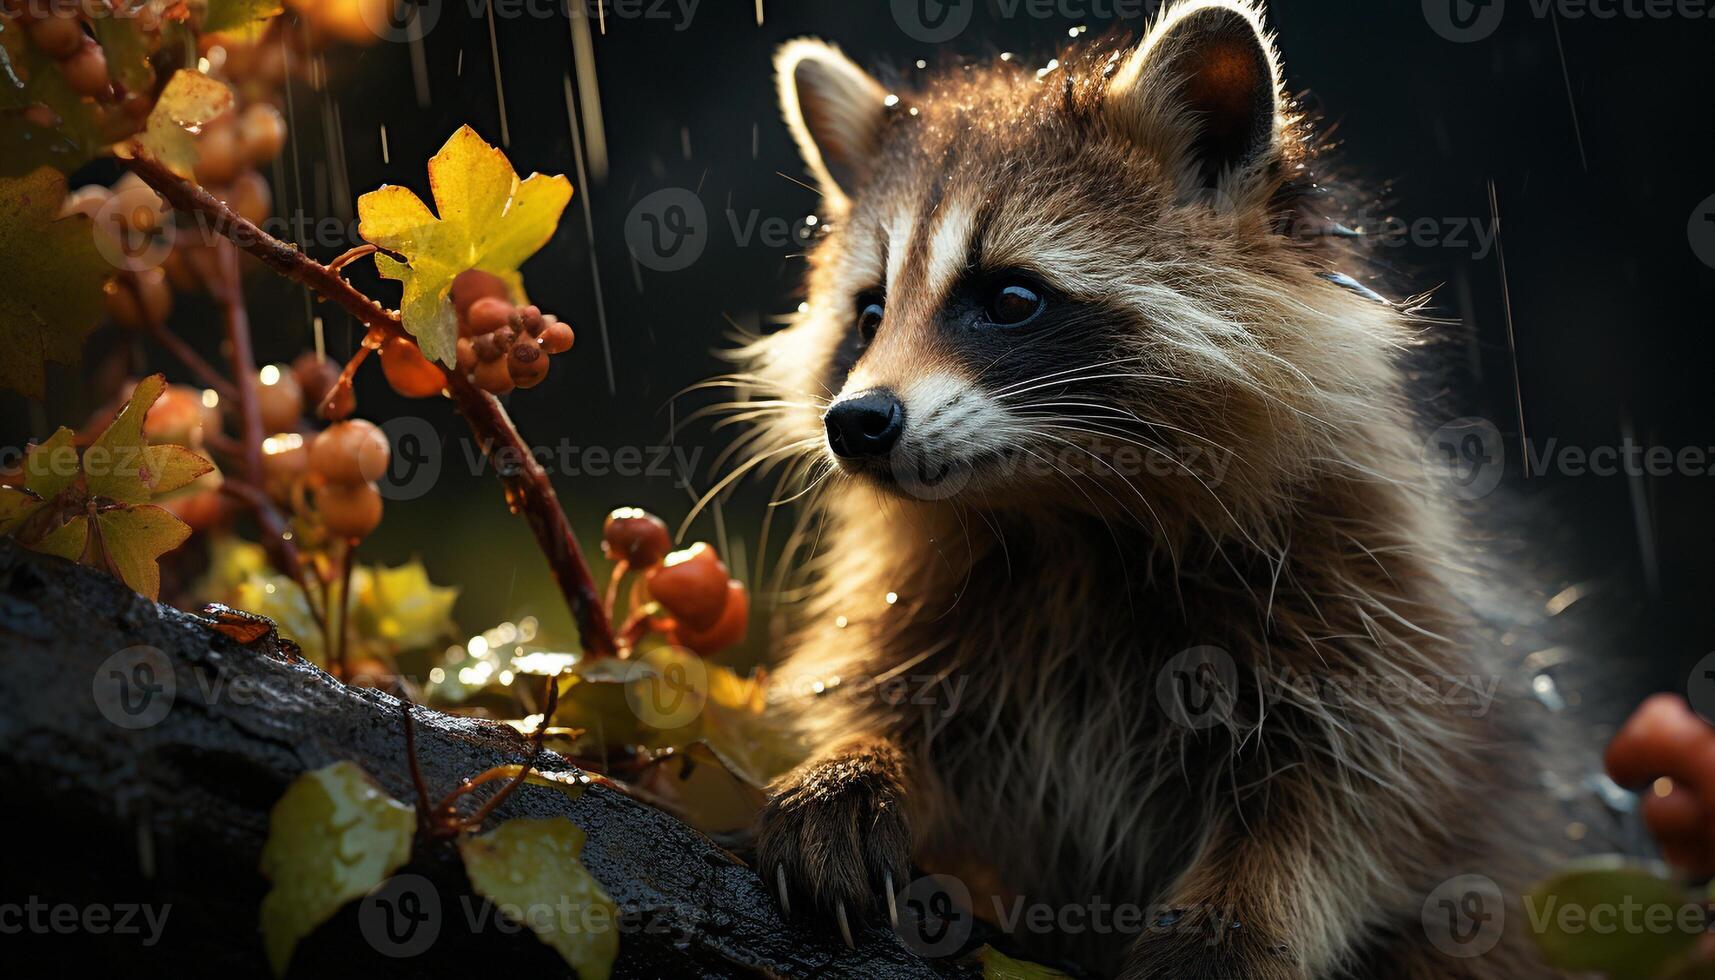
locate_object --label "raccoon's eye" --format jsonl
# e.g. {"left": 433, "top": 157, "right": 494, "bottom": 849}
{"left": 856, "top": 294, "right": 885, "bottom": 344}
{"left": 986, "top": 282, "right": 1046, "bottom": 327}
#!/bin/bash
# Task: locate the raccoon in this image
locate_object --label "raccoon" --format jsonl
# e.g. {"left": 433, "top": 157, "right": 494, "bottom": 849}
{"left": 736, "top": 2, "right": 1569, "bottom": 976}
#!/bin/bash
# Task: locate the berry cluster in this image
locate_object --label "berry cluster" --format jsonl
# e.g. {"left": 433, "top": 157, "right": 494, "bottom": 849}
{"left": 307, "top": 419, "right": 389, "bottom": 540}
{"left": 602, "top": 508, "right": 749, "bottom": 656}
{"left": 450, "top": 269, "right": 574, "bottom": 396}
{"left": 8, "top": 1, "right": 153, "bottom": 105}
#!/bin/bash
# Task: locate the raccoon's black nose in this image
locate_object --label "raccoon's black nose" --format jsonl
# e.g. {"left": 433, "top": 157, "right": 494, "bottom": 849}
{"left": 825, "top": 390, "right": 904, "bottom": 459}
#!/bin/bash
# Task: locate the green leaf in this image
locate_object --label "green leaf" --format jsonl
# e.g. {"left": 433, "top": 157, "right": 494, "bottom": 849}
{"left": 1525, "top": 857, "right": 1702, "bottom": 980}
{"left": 458, "top": 817, "right": 617, "bottom": 980}
{"left": 979, "top": 946, "right": 1072, "bottom": 979}
{"left": 145, "top": 444, "right": 217, "bottom": 496}
{"left": 91, "top": 17, "right": 153, "bottom": 95}
{"left": 1, "top": 427, "right": 79, "bottom": 534}
{"left": 0, "top": 21, "right": 109, "bottom": 175}
{"left": 259, "top": 762, "right": 416, "bottom": 979}
{"left": 200, "top": 0, "right": 285, "bottom": 36}
{"left": 0, "top": 169, "right": 113, "bottom": 397}
{"left": 124, "top": 70, "right": 234, "bottom": 178}
{"left": 358, "top": 126, "right": 571, "bottom": 366}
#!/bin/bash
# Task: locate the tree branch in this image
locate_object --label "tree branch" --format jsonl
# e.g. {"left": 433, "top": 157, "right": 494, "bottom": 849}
{"left": 0, "top": 540, "right": 973, "bottom": 978}
{"left": 126, "top": 153, "right": 618, "bottom": 659}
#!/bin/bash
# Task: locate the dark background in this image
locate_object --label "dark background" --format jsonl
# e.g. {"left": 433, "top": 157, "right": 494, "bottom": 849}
{"left": 7, "top": 0, "right": 1712, "bottom": 714}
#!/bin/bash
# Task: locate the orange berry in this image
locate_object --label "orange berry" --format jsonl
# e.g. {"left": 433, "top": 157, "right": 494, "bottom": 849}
{"left": 309, "top": 419, "right": 389, "bottom": 484}
{"left": 507, "top": 340, "right": 548, "bottom": 389}
{"left": 196, "top": 120, "right": 243, "bottom": 185}
{"left": 28, "top": 15, "right": 84, "bottom": 59}
{"left": 539, "top": 318, "right": 574, "bottom": 354}
{"left": 103, "top": 268, "right": 171, "bottom": 330}
{"left": 225, "top": 169, "right": 271, "bottom": 225}
{"left": 646, "top": 542, "right": 729, "bottom": 630}
{"left": 238, "top": 102, "right": 287, "bottom": 164}
{"left": 455, "top": 337, "right": 477, "bottom": 373}
{"left": 59, "top": 39, "right": 110, "bottom": 99}
{"left": 145, "top": 384, "right": 207, "bottom": 445}
{"left": 291, "top": 351, "right": 340, "bottom": 406}
{"left": 451, "top": 269, "right": 510, "bottom": 320}
{"left": 260, "top": 432, "right": 309, "bottom": 492}
{"left": 318, "top": 480, "right": 383, "bottom": 539}
{"left": 473, "top": 355, "right": 515, "bottom": 395}
{"left": 256, "top": 365, "right": 304, "bottom": 432}
{"left": 379, "top": 336, "right": 447, "bottom": 398}
{"left": 464, "top": 295, "right": 515, "bottom": 337}
{"left": 602, "top": 507, "right": 670, "bottom": 567}
{"left": 676, "top": 580, "right": 748, "bottom": 655}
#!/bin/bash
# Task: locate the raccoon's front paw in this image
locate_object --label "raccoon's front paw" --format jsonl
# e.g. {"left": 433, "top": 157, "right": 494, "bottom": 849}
{"left": 1118, "top": 905, "right": 1304, "bottom": 980}
{"left": 754, "top": 739, "right": 911, "bottom": 946}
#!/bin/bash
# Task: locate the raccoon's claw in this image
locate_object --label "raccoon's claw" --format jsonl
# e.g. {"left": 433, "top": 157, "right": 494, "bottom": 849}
{"left": 835, "top": 901, "right": 855, "bottom": 949}
{"left": 754, "top": 741, "right": 913, "bottom": 941}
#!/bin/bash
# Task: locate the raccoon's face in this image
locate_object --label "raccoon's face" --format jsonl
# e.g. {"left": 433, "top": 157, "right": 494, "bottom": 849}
{"left": 750, "top": 1, "right": 1398, "bottom": 539}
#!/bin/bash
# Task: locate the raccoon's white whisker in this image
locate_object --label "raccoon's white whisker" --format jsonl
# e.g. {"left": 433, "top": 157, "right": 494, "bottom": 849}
{"left": 1031, "top": 431, "right": 1177, "bottom": 571}
{"left": 992, "top": 370, "right": 1187, "bottom": 403}
{"left": 678, "top": 438, "right": 822, "bottom": 539}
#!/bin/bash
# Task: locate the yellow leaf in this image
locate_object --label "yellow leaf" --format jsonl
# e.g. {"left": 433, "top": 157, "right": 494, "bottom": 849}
{"left": 458, "top": 818, "right": 617, "bottom": 980}
{"left": 979, "top": 946, "right": 1073, "bottom": 979}
{"left": 356, "top": 560, "right": 459, "bottom": 651}
{"left": 0, "top": 486, "right": 41, "bottom": 536}
{"left": 357, "top": 126, "right": 572, "bottom": 366}
{"left": 259, "top": 762, "right": 415, "bottom": 978}
{"left": 124, "top": 70, "right": 235, "bottom": 178}
{"left": 31, "top": 514, "right": 89, "bottom": 563}
{"left": 23, "top": 427, "right": 81, "bottom": 500}
{"left": 91, "top": 505, "right": 192, "bottom": 601}
{"left": 85, "top": 374, "right": 168, "bottom": 504}
{"left": 145, "top": 444, "right": 217, "bottom": 496}
{"left": 0, "top": 169, "right": 112, "bottom": 397}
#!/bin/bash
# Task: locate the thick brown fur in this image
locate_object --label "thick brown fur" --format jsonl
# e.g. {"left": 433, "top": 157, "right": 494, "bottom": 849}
{"left": 732, "top": 3, "right": 1574, "bottom": 977}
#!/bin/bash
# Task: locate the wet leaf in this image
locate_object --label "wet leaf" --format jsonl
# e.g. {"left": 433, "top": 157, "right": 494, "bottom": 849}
{"left": 357, "top": 126, "right": 572, "bottom": 365}
{"left": 978, "top": 946, "right": 1072, "bottom": 979}
{"left": 1526, "top": 857, "right": 1700, "bottom": 980}
{"left": 199, "top": 0, "right": 284, "bottom": 36}
{"left": 0, "top": 169, "right": 112, "bottom": 396}
{"left": 91, "top": 17, "right": 154, "bottom": 94}
{"left": 0, "top": 427, "right": 79, "bottom": 534}
{"left": 632, "top": 741, "right": 767, "bottom": 835}
{"left": 32, "top": 514, "right": 90, "bottom": 563}
{"left": 458, "top": 817, "right": 617, "bottom": 980}
{"left": 354, "top": 560, "right": 459, "bottom": 652}
{"left": 0, "top": 23, "right": 108, "bottom": 175}
{"left": 259, "top": 762, "right": 415, "bottom": 978}
{"left": 123, "top": 69, "right": 234, "bottom": 177}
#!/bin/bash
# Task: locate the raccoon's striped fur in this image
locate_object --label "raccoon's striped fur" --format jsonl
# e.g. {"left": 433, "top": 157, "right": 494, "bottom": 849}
{"left": 735, "top": 2, "right": 1575, "bottom": 976}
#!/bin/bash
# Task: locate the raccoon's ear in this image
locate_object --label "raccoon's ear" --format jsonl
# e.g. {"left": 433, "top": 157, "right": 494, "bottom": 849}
{"left": 1105, "top": 0, "right": 1284, "bottom": 203}
{"left": 776, "top": 39, "right": 890, "bottom": 211}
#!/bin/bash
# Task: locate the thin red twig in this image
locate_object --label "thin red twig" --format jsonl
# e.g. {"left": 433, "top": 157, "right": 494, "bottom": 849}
{"left": 126, "top": 152, "right": 619, "bottom": 659}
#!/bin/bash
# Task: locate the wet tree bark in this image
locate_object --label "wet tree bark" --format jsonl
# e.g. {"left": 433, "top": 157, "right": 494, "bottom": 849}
{"left": 0, "top": 540, "right": 973, "bottom": 979}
